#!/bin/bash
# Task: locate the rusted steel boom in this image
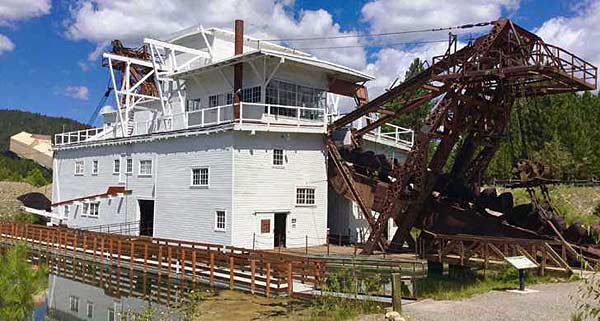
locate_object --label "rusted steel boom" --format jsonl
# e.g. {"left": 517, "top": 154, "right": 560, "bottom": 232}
{"left": 327, "top": 18, "right": 597, "bottom": 255}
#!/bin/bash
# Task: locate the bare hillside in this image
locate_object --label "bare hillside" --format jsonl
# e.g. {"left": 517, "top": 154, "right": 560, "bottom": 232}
{"left": 0, "top": 181, "right": 51, "bottom": 218}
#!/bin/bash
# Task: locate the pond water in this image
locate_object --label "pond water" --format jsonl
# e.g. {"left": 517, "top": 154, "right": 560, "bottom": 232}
{"left": 34, "top": 274, "right": 182, "bottom": 321}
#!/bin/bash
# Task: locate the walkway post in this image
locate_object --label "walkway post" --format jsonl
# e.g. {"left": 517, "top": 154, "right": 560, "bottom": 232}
{"left": 391, "top": 272, "right": 402, "bottom": 313}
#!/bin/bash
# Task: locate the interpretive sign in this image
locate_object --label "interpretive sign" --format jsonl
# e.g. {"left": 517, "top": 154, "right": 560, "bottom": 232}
{"left": 505, "top": 256, "right": 538, "bottom": 269}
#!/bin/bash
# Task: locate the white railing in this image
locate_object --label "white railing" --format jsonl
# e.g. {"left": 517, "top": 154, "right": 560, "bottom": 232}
{"left": 187, "top": 102, "right": 326, "bottom": 129}
{"left": 55, "top": 103, "right": 327, "bottom": 146}
{"left": 362, "top": 116, "right": 414, "bottom": 148}
{"left": 54, "top": 128, "right": 104, "bottom": 146}
{"left": 187, "top": 104, "right": 234, "bottom": 128}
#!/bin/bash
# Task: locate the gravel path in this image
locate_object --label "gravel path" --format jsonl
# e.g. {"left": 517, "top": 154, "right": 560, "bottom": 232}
{"left": 403, "top": 282, "right": 580, "bottom": 321}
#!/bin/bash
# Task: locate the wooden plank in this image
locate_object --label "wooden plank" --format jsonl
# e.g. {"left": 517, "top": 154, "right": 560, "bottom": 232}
{"left": 287, "top": 262, "right": 293, "bottom": 296}
{"left": 229, "top": 256, "right": 235, "bottom": 290}
{"left": 251, "top": 259, "right": 256, "bottom": 294}
{"left": 210, "top": 252, "right": 215, "bottom": 287}
{"left": 266, "top": 262, "right": 271, "bottom": 298}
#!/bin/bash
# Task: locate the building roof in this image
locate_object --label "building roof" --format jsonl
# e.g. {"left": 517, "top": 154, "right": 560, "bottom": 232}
{"left": 165, "top": 26, "right": 312, "bottom": 57}
{"left": 172, "top": 48, "right": 374, "bottom": 84}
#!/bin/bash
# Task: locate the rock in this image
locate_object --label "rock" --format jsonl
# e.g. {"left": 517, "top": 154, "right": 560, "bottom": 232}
{"left": 385, "top": 311, "right": 405, "bottom": 321}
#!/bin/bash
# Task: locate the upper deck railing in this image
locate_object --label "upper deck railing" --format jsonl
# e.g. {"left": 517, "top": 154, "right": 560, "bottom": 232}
{"left": 54, "top": 128, "right": 104, "bottom": 146}
{"left": 361, "top": 116, "right": 414, "bottom": 149}
{"left": 54, "top": 102, "right": 327, "bottom": 146}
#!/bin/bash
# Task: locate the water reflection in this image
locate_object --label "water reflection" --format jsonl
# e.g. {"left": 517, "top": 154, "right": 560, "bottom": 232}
{"left": 43, "top": 274, "right": 181, "bottom": 321}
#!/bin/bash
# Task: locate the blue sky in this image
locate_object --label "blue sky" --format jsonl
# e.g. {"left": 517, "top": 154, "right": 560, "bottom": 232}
{"left": 0, "top": 0, "right": 595, "bottom": 124}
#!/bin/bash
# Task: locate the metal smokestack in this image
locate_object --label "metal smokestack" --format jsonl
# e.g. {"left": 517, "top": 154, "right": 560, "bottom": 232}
{"left": 233, "top": 19, "right": 244, "bottom": 119}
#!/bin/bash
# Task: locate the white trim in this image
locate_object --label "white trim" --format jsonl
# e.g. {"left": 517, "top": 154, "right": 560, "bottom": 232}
{"left": 91, "top": 159, "right": 99, "bottom": 175}
{"left": 272, "top": 148, "right": 285, "bottom": 167}
{"left": 125, "top": 157, "right": 133, "bottom": 174}
{"left": 295, "top": 186, "right": 316, "bottom": 207}
{"left": 113, "top": 159, "right": 121, "bottom": 175}
{"left": 214, "top": 209, "right": 226, "bottom": 232}
{"left": 190, "top": 166, "right": 210, "bottom": 188}
{"left": 74, "top": 160, "right": 84, "bottom": 176}
{"left": 138, "top": 159, "right": 153, "bottom": 177}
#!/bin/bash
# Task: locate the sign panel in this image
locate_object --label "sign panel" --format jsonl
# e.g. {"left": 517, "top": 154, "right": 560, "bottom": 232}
{"left": 505, "top": 256, "right": 538, "bottom": 270}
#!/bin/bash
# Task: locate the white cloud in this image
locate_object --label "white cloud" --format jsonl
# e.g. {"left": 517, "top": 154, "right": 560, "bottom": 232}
{"left": 363, "top": 42, "right": 450, "bottom": 98}
{"left": 0, "top": 33, "right": 14, "bottom": 55}
{"left": 0, "top": 0, "right": 51, "bottom": 25}
{"left": 536, "top": 1, "right": 600, "bottom": 75}
{"left": 65, "top": 85, "right": 89, "bottom": 100}
{"left": 63, "top": 0, "right": 366, "bottom": 69}
{"left": 78, "top": 61, "right": 91, "bottom": 72}
{"left": 361, "top": 0, "right": 518, "bottom": 42}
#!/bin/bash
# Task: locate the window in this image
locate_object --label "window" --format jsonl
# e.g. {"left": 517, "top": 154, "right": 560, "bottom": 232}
{"left": 191, "top": 167, "right": 209, "bottom": 187}
{"left": 69, "top": 296, "right": 79, "bottom": 312}
{"left": 113, "top": 159, "right": 120, "bottom": 174}
{"left": 75, "top": 161, "right": 84, "bottom": 175}
{"left": 92, "top": 160, "right": 98, "bottom": 175}
{"left": 107, "top": 308, "right": 115, "bottom": 321}
{"left": 273, "top": 149, "right": 284, "bottom": 166}
{"left": 64, "top": 205, "right": 70, "bottom": 218}
{"left": 82, "top": 203, "right": 89, "bottom": 216}
{"left": 86, "top": 302, "right": 94, "bottom": 318}
{"left": 261, "top": 219, "right": 270, "bottom": 234}
{"left": 240, "top": 86, "right": 261, "bottom": 103}
{"left": 215, "top": 211, "right": 226, "bottom": 231}
{"left": 265, "top": 80, "right": 326, "bottom": 118}
{"left": 126, "top": 158, "right": 133, "bottom": 174}
{"left": 89, "top": 202, "right": 99, "bottom": 217}
{"left": 208, "top": 92, "right": 233, "bottom": 107}
{"left": 186, "top": 98, "right": 201, "bottom": 111}
{"left": 139, "top": 160, "right": 152, "bottom": 176}
{"left": 296, "top": 188, "right": 316, "bottom": 205}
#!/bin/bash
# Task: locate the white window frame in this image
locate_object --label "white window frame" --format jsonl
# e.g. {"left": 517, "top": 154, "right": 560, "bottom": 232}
{"left": 113, "top": 159, "right": 120, "bottom": 175}
{"left": 81, "top": 202, "right": 99, "bottom": 217}
{"left": 273, "top": 149, "right": 285, "bottom": 167}
{"left": 64, "top": 205, "right": 70, "bottom": 218}
{"left": 81, "top": 202, "right": 89, "bottom": 217}
{"left": 139, "top": 159, "right": 153, "bottom": 176}
{"left": 92, "top": 160, "right": 98, "bottom": 175}
{"left": 88, "top": 202, "right": 99, "bottom": 217}
{"left": 86, "top": 301, "right": 94, "bottom": 318}
{"left": 215, "top": 210, "right": 226, "bottom": 232}
{"left": 69, "top": 296, "right": 79, "bottom": 312}
{"left": 296, "top": 187, "right": 316, "bottom": 206}
{"left": 74, "top": 160, "right": 84, "bottom": 176}
{"left": 126, "top": 158, "right": 133, "bottom": 174}
{"left": 107, "top": 308, "right": 115, "bottom": 321}
{"left": 190, "top": 167, "right": 209, "bottom": 187}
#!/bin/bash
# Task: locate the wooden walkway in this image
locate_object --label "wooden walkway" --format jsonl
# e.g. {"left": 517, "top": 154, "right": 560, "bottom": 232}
{"left": 0, "top": 221, "right": 325, "bottom": 303}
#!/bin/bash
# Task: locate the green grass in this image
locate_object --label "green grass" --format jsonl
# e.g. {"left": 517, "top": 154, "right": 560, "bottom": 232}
{"left": 500, "top": 185, "right": 600, "bottom": 226}
{"left": 416, "top": 265, "right": 569, "bottom": 300}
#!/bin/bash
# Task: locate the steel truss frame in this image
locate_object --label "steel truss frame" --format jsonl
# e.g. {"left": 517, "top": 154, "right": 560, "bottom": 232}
{"left": 327, "top": 18, "right": 597, "bottom": 254}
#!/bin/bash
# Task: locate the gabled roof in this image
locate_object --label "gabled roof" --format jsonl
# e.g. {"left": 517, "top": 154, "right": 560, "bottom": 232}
{"left": 164, "top": 25, "right": 312, "bottom": 57}
{"left": 172, "top": 48, "right": 374, "bottom": 84}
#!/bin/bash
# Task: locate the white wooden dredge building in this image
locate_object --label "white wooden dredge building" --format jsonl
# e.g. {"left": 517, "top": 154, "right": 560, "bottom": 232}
{"left": 50, "top": 21, "right": 413, "bottom": 250}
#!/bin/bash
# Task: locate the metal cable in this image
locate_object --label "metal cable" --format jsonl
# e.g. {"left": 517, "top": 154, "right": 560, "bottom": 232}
{"left": 258, "top": 21, "right": 493, "bottom": 42}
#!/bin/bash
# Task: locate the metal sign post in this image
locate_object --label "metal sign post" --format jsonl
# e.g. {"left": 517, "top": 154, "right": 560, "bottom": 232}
{"left": 505, "top": 256, "right": 538, "bottom": 292}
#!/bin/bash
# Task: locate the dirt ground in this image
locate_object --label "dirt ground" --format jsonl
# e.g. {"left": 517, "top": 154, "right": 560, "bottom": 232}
{"left": 402, "top": 281, "right": 582, "bottom": 321}
{"left": 189, "top": 281, "right": 586, "bottom": 321}
{"left": 188, "top": 290, "right": 314, "bottom": 321}
{"left": 0, "top": 181, "right": 51, "bottom": 218}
